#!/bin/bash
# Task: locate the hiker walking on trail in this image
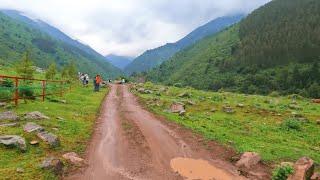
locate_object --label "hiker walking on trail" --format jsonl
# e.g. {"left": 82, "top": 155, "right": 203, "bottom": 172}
{"left": 94, "top": 74, "right": 102, "bottom": 92}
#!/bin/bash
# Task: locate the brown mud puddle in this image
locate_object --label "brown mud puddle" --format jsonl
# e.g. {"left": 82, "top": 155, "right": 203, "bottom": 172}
{"left": 170, "top": 157, "right": 240, "bottom": 180}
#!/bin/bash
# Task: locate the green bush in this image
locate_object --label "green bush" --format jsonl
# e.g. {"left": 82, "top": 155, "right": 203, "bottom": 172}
{"left": 272, "top": 164, "right": 294, "bottom": 180}
{"left": 0, "top": 90, "right": 12, "bottom": 101}
{"left": 270, "top": 91, "right": 280, "bottom": 97}
{"left": 173, "top": 83, "right": 183, "bottom": 88}
{"left": 281, "top": 118, "right": 302, "bottom": 131}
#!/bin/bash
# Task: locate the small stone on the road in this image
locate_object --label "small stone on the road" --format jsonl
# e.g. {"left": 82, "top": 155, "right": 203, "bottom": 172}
{"left": 62, "top": 152, "right": 84, "bottom": 165}
{"left": 236, "top": 152, "right": 261, "bottom": 169}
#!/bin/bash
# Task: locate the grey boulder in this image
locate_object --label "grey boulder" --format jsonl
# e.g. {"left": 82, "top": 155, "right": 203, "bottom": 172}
{"left": 23, "top": 122, "right": 44, "bottom": 133}
{"left": 0, "top": 111, "right": 19, "bottom": 121}
{"left": 24, "top": 111, "right": 49, "bottom": 120}
{"left": 0, "top": 135, "right": 26, "bottom": 152}
{"left": 37, "top": 131, "right": 60, "bottom": 147}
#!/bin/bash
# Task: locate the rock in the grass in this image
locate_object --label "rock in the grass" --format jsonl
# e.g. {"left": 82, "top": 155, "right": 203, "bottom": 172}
{"left": 16, "top": 167, "right": 24, "bottom": 173}
{"left": 0, "top": 135, "right": 26, "bottom": 152}
{"left": 23, "top": 122, "right": 44, "bottom": 133}
{"left": 316, "top": 120, "right": 320, "bottom": 125}
{"left": 40, "top": 157, "right": 64, "bottom": 175}
{"left": 0, "top": 111, "right": 19, "bottom": 121}
{"left": 280, "top": 162, "right": 294, "bottom": 167}
{"left": 24, "top": 111, "right": 49, "bottom": 120}
{"left": 144, "top": 90, "right": 153, "bottom": 94}
{"left": 137, "top": 88, "right": 145, "bottom": 93}
{"left": 236, "top": 152, "right": 261, "bottom": 169}
{"left": 222, "top": 106, "right": 235, "bottom": 114}
{"left": 37, "top": 131, "right": 60, "bottom": 147}
{"left": 0, "top": 102, "right": 7, "bottom": 107}
{"left": 30, "top": 140, "right": 39, "bottom": 145}
{"left": 179, "top": 110, "right": 186, "bottom": 116}
{"left": 289, "top": 104, "right": 302, "bottom": 110}
{"left": 62, "top": 152, "right": 84, "bottom": 165}
{"left": 236, "top": 103, "right": 245, "bottom": 108}
{"left": 288, "top": 157, "right": 314, "bottom": 180}
{"left": 0, "top": 123, "right": 18, "bottom": 127}
{"left": 311, "top": 99, "right": 320, "bottom": 104}
{"left": 170, "top": 102, "right": 185, "bottom": 113}
{"left": 178, "top": 92, "right": 191, "bottom": 98}
{"left": 311, "top": 173, "right": 320, "bottom": 180}
{"left": 186, "top": 100, "right": 196, "bottom": 106}
{"left": 211, "top": 108, "right": 217, "bottom": 112}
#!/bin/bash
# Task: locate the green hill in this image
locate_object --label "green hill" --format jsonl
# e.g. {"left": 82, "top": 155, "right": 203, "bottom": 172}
{"left": 0, "top": 11, "right": 122, "bottom": 79}
{"left": 125, "top": 15, "right": 244, "bottom": 75}
{"left": 147, "top": 0, "right": 320, "bottom": 98}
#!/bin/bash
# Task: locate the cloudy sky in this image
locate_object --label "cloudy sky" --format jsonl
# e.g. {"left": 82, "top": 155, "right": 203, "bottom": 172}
{"left": 0, "top": 0, "right": 270, "bottom": 57}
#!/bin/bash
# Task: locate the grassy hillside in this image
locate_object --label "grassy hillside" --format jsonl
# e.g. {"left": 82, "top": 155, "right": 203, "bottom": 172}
{"left": 134, "top": 83, "right": 320, "bottom": 164}
{"left": 0, "top": 11, "right": 122, "bottom": 79}
{"left": 125, "top": 15, "right": 244, "bottom": 75}
{"left": 147, "top": 0, "right": 320, "bottom": 98}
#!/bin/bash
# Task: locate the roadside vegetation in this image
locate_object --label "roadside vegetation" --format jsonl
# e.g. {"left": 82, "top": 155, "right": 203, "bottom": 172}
{"left": 133, "top": 82, "right": 320, "bottom": 164}
{"left": 0, "top": 55, "right": 108, "bottom": 179}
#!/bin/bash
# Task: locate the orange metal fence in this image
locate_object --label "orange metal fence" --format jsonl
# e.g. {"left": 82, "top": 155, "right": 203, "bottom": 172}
{"left": 0, "top": 75, "right": 70, "bottom": 105}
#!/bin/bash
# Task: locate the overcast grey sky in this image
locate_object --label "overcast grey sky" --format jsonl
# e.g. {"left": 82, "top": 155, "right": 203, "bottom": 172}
{"left": 0, "top": 0, "right": 270, "bottom": 57}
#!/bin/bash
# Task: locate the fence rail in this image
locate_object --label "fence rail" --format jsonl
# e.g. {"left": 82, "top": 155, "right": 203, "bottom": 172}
{"left": 0, "top": 75, "right": 70, "bottom": 105}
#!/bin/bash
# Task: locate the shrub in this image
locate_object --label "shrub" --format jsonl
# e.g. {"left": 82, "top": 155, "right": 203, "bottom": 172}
{"left": 0, "top": 90, "right": 12, "bottom": 101}
{"left": 173, "top": 83, "right": 183, "bottom": 88}
{"left": 281, "top": 118, "right": 302, "bottom": 131}
{"left": 270, "top": 91, "right": 280, "bottom": 97}
{"left": 272, "top": 164, "right": 294, "bottom": 180}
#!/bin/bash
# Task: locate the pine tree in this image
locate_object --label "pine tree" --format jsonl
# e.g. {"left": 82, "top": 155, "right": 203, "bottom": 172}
{"left": 45, "top": 63, "right": 57, "bottom": 80}
{"left": 16, "top": 51, "right": 35, "bottom": 79}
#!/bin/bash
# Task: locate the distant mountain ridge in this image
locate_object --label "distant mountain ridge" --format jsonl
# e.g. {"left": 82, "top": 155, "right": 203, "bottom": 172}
{"left": 105, "top": 54, "right": 133, "bottom": 70}
{"left": 124, "top": 14, "right": 245, "bottom": 75}
{"left": 0, "top": 9, "right": 122, "bottom": 78}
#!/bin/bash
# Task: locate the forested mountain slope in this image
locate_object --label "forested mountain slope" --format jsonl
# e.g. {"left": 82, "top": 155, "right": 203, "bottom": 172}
{"left": 147, "top": 0, "right": 320, "bottom": 98}
{"left": 125, "top": 15, "right": 244, "bottom": 75}
{"left": 0, "top": 10, "right": 122, "bottom": 78}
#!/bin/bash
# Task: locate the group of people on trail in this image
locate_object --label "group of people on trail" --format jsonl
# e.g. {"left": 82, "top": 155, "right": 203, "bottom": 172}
{"left": 78, "top": 72, "right": 127, "bottom": 92}
{"left": 79, "top": 73, "right": 90, "bottom": 86}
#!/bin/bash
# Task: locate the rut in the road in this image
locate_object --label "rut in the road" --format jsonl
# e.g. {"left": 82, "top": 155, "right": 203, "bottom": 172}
{"left": 66, "top": 84, "right": 244, "bottom": 180}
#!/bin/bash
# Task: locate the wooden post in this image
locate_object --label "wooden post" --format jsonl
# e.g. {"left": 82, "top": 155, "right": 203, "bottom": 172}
{"left": 42, "top": 80, "right": 46, "bottom": 102}
{"left": 60, "top": 81, "right": 63, "bottom": 97}
{"left": 14, "top": 77, "right": 19, "bottom": 106}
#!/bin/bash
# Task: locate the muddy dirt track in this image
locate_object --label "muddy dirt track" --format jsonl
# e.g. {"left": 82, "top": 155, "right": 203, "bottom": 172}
{"left": 66, "top": 84, "right": 266, "bottom": 180}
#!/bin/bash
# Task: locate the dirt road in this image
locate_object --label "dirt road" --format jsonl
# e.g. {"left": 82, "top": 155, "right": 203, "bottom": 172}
{"left": 66, "top": 84, "right": 247, "bottom": 180}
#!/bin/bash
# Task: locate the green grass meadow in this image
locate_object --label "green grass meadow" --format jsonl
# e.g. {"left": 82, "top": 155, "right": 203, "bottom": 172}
{"left": 0, "top": 85, "right": 107, "bottom": 179}
{"left": 134, "top": 82, "right": 320, "bottom": 165}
